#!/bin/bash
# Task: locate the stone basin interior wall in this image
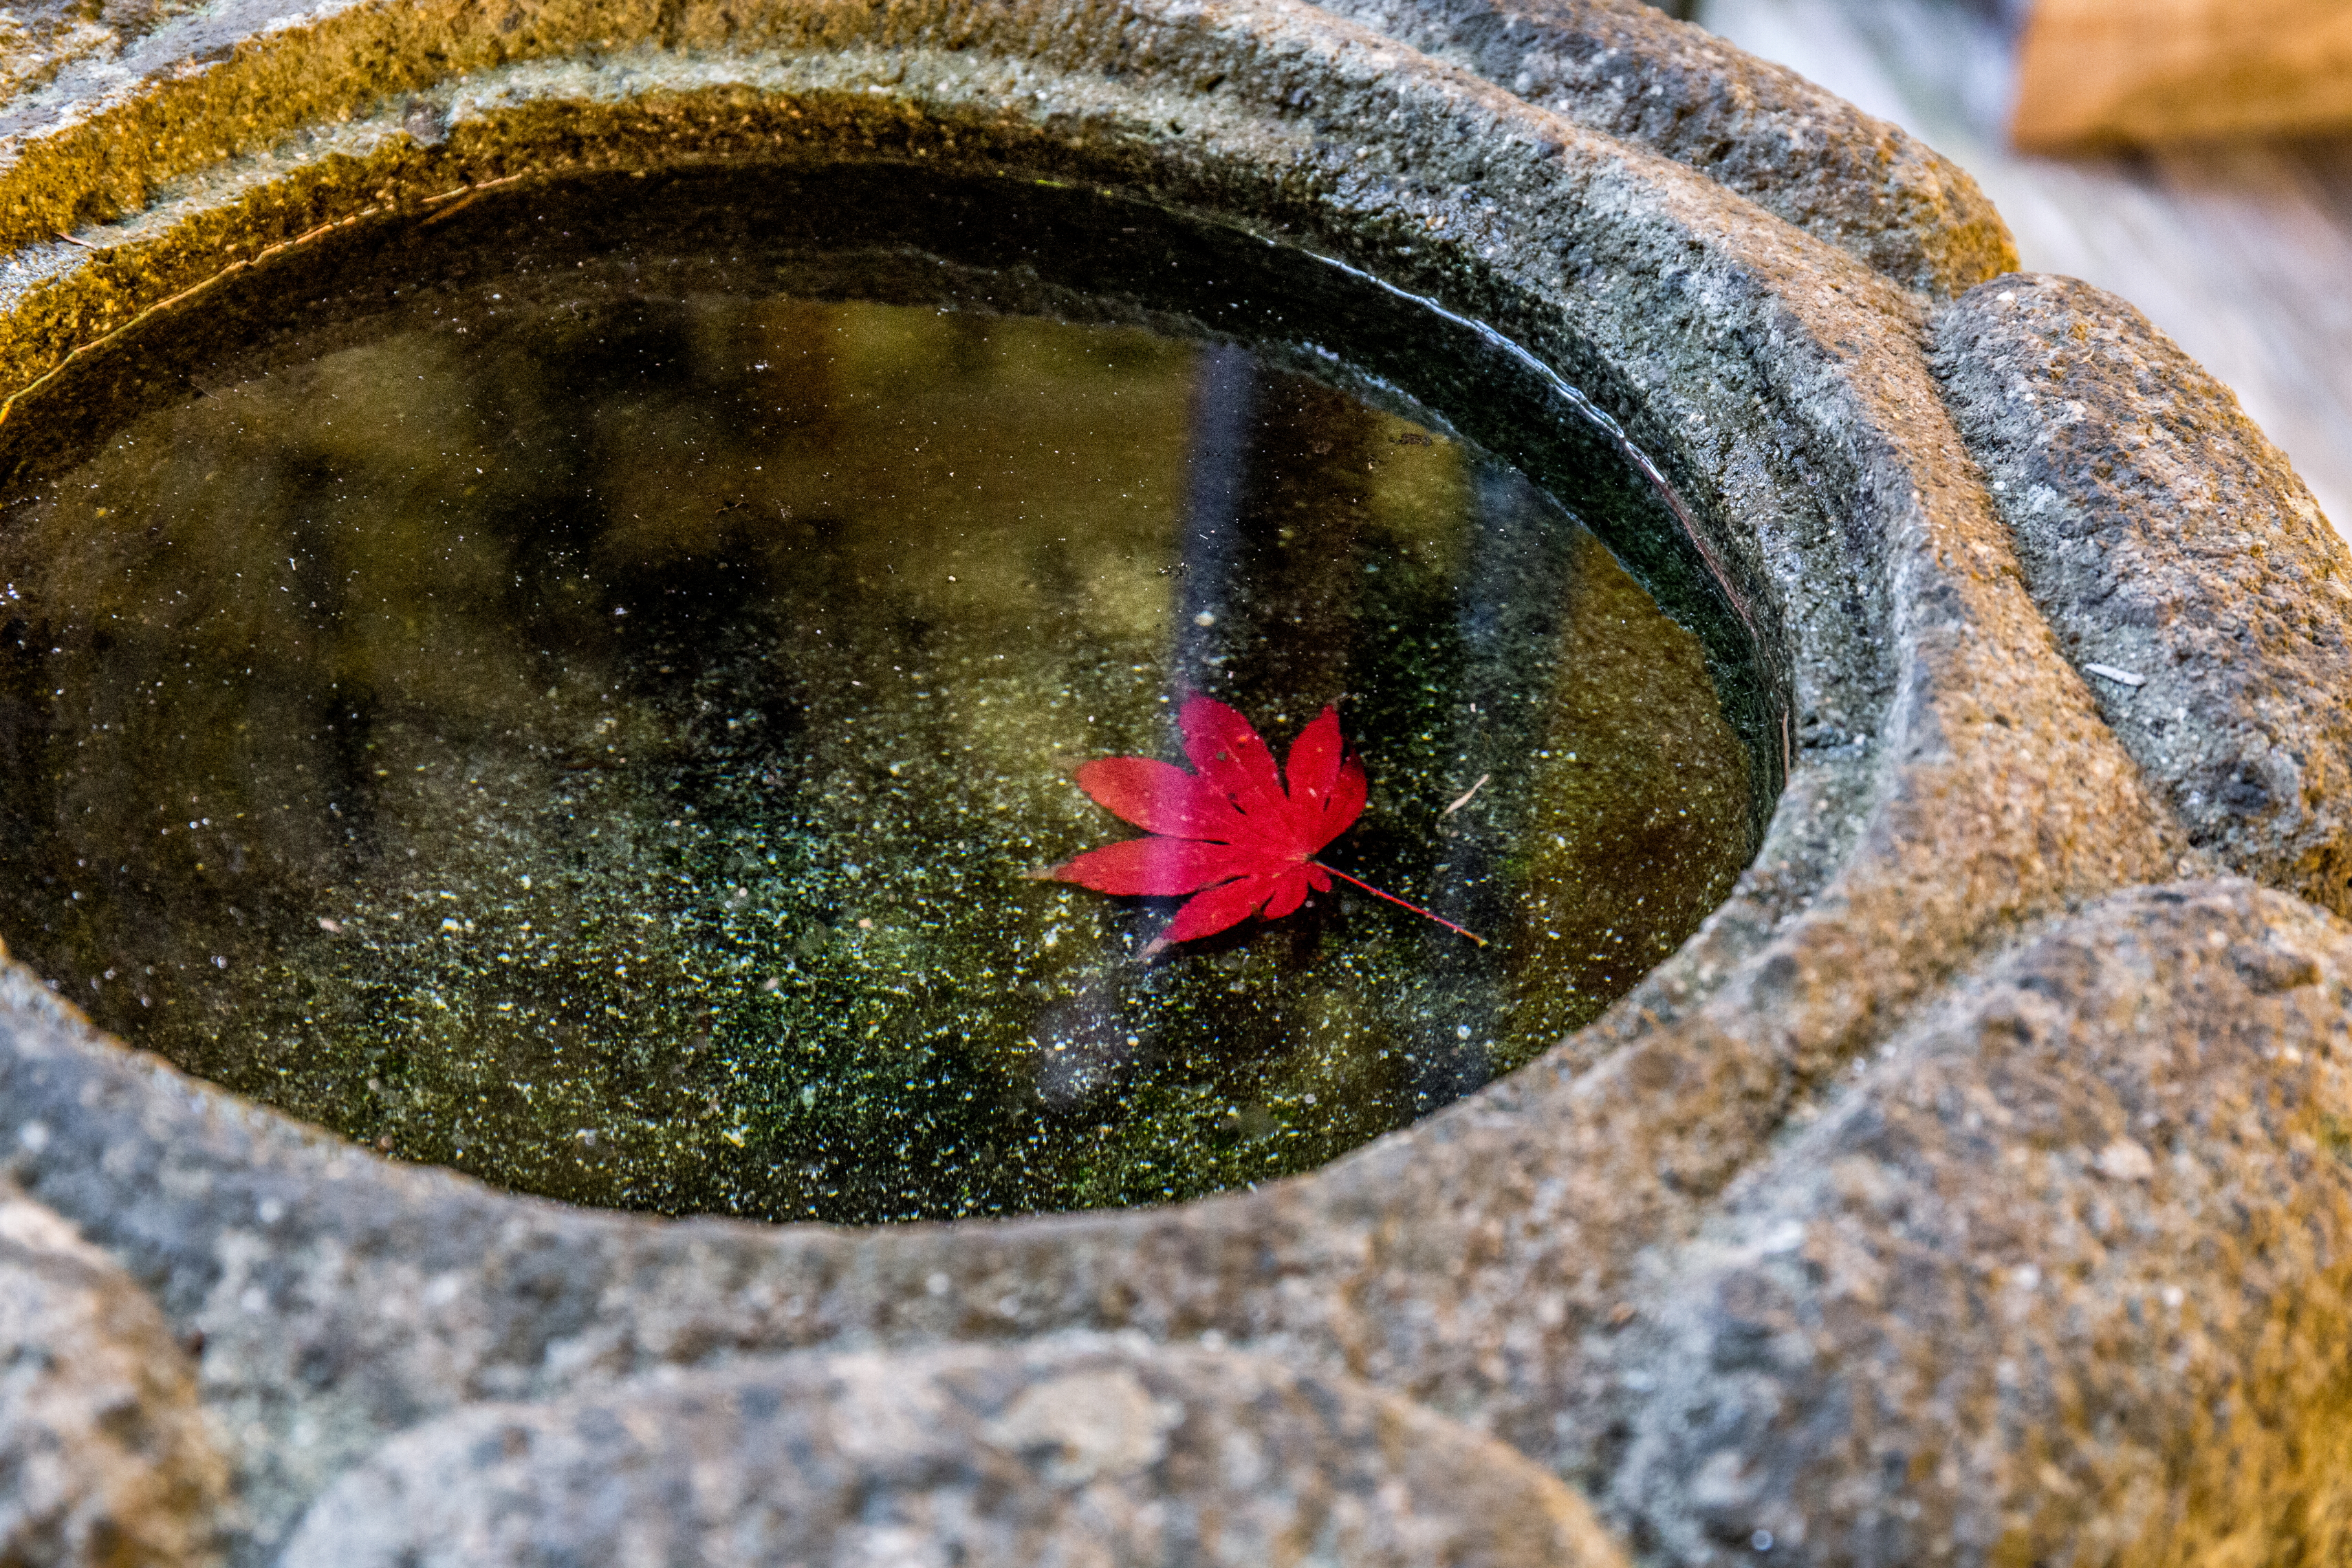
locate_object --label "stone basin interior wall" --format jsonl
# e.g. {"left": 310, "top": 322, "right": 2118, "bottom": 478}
{"left": 1, "top": 1, "right": 2351, "bottom": 1565}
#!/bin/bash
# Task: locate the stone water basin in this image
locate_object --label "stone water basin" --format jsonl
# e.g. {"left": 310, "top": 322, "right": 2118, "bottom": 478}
{"left": 0, "top": 173, "right": 1765, "bottom": 1222}
{"left": 4, "top": 0, "right": 2352, "bottom": 1562}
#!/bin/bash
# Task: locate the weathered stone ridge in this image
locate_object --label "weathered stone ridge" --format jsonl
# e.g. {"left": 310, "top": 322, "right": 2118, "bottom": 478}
{"left": 1611, "top": 881, "right": 2352, "bottom": 1566}
{"left": 1936, "top": 274, "right": 2352, "bottom": 917}
{"left": 278, "top": 1337, "right": 1630, "bottom": 1568}
{"left": 1316, "top": 0, "right": 2018, "bottom": 296}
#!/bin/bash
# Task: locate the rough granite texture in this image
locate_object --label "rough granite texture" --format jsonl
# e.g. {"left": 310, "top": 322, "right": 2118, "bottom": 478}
{"left": 0, "top": 1, "right": 2338, "bottom": 1566}
{"left": 1935, "top": 274, "right": 2352, "bottom": 919}
{"left": 0, "top": 0, "right": 211, "bottom": 103}
{"left": 1314, "top": 0, "right": 2018, "bottom": 296}
{"left": 0, "top": 0, "right": 2011, "bottom": 300}
{"left": 0, "top": 1184, "right": 228, "bottom": 1568}
{"left": 1612, "top": 881, "right": 2352, "bottom": 1567}
{"left": 277, "top": 1337, "right": 1631, "bottom": 1568}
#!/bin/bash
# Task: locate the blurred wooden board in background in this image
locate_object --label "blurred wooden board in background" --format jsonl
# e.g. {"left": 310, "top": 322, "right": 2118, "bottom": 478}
{"left": 2014, "top": 0, "right": 2352, "bottom": 150}
{"left": 1703, "top": 0, "right": 2352, "bottom": 539}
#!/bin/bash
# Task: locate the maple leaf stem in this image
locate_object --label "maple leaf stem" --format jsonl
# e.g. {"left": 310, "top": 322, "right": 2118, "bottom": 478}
{"left": 1311, "top": 863, "right": 1488, "bottom": 947}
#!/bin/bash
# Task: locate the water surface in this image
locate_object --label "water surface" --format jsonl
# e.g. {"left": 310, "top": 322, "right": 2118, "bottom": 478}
{"left": 0, "top": 182, "right": 1763, "bottom": 1220}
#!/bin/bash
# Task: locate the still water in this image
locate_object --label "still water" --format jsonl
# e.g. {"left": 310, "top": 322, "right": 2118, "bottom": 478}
{"left": 0, "top": 209, "right": 1756, "bottom": 1221}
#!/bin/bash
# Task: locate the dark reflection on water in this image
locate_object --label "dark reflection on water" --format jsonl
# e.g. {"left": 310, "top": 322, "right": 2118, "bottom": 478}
{"left": 0, "top": 196, "right": 1760, "bottom": 1222}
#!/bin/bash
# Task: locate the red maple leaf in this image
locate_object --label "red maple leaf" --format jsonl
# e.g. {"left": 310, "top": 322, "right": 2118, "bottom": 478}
{"left": 1041, "top": 695, "right": 1485, "bottom": 949}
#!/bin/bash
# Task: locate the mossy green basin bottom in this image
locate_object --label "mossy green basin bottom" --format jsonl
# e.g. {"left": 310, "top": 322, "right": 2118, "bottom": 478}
{"left": 0, "top": 186, "right": 1756, "bottom": 1221}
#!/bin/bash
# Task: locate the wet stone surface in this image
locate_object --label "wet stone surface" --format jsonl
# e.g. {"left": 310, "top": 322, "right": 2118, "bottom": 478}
{"left": 0, "top": 261, "right": 1755, "bottom": 1223}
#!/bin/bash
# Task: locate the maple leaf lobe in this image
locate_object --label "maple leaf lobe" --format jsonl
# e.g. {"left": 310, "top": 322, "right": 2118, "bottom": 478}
{"left": 1047, "top": 696, "right": 1364, "bottom": 944}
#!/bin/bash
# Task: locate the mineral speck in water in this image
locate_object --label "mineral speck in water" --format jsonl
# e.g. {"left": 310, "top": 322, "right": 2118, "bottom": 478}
{"left": 0, "top": 291, "right": 1753, "bottom": 1222}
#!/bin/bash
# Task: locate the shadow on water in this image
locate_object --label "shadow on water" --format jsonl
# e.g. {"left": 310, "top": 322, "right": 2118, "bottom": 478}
{"left": 0, "top": 168, "right": 1774, "bottom": 1221}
